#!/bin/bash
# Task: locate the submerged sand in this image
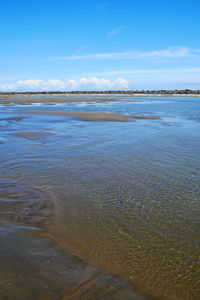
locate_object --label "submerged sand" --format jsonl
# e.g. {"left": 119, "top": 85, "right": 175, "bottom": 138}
{"left": 0, "top": 225, "right": 146, "bottom": 300}
{"left": 0, "top": 179, "right": 147, "bottom": 300}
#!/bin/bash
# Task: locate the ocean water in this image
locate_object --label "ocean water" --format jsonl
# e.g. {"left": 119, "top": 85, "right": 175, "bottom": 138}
{"left": 0, "top": 96, "right": 200, "bottom": 299}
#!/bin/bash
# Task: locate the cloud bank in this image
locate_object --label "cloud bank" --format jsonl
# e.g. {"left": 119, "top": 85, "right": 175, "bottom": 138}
{"left": 1, "top": 67, "right": 200, "bottom": 92}
{"left": 0, "top": 77, "right": 129, "bottom": 92}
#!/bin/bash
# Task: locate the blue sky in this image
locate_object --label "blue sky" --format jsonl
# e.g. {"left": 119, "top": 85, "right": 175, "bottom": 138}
{"left": 0, "top": 0, "right": 200, "bottom": 91}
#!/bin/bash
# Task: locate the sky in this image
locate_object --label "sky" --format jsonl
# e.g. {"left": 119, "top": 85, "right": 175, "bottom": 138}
{"left": 0, "top": 0, "right": 200, "bottom": 91}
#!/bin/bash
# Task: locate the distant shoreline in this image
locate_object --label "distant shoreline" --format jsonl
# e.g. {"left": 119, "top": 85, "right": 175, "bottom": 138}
{"left": 0, "top": 90, "right": 200, "bottom": 98}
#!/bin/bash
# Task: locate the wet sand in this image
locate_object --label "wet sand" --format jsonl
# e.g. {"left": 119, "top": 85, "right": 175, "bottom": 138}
{"left": 0, "top": 93, "right": 200, "bottom": 105}
{"left": 17, "top": 110, "right": 160, "bottom": 122}
{"left": 0, "top": 96, "right": 138, "bottom": 106}
{"left": 11, "top": 131, "right": 52, "bottom": 140}
{"left": 1, "top": 93, "right": 199, "bottom": 107}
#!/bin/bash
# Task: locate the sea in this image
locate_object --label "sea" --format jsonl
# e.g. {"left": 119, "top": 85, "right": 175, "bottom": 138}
{"left": 0, "top": 96, "right": 199, "bottom": 300}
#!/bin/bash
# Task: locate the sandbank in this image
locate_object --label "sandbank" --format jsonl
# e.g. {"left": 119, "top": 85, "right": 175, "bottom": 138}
{"left": 11, "top": 131, "right": 52, "bottom": 139}
{"left": 19, "top": 110, "right": 160, "bottom": 122}
{"left": 0, "top": 96, "right": 140, "bottom": 105}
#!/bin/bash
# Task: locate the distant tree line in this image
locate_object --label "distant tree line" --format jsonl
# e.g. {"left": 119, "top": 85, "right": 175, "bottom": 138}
{"left": 0, "top": 89, "right": 200, "bottom": 95}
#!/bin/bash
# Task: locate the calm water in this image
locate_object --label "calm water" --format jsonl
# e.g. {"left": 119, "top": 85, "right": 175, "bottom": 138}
{"left": 0, "top": 96, "right": 200, "bottom": 299}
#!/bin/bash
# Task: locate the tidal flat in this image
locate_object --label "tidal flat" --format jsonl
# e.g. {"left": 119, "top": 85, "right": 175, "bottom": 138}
{"left": 0, "top": 95, "right": 200, "bottom": 300}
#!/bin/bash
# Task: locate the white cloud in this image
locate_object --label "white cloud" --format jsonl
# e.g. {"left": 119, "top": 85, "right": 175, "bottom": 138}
{"left": 0, "top": 77, "right": 129, "bottom": 92}
{"left": 106, "top": 26, "right": 125, "bottom": 39}
{"left": 92, "top": 67, "right": 200, "bottom": 76}
{"left": 53, "top": 47, "right": 200, "bottom": 61}
{"left": 97, "top": 2, "right": 111, "bottom": 10}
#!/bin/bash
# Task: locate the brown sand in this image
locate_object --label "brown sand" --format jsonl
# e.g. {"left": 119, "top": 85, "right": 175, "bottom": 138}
{"left": 0, "top": 93, "right": 200, "bottom": 103}
{"left": 0, "top": 116, "right": 24, "bottom": 122}
{"left": 11, "top": 131, "right": 52, "bottom": 140}
{"left": 18, "top": 110, "right": 160, "bottom": 122}
{"left": 0, "top": 96, "right": 141, "bottom": 105}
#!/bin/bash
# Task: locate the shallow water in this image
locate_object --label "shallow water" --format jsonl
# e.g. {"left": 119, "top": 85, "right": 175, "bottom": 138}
{"left": 0, "top": 96, "right": 200, "bottom": 299}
